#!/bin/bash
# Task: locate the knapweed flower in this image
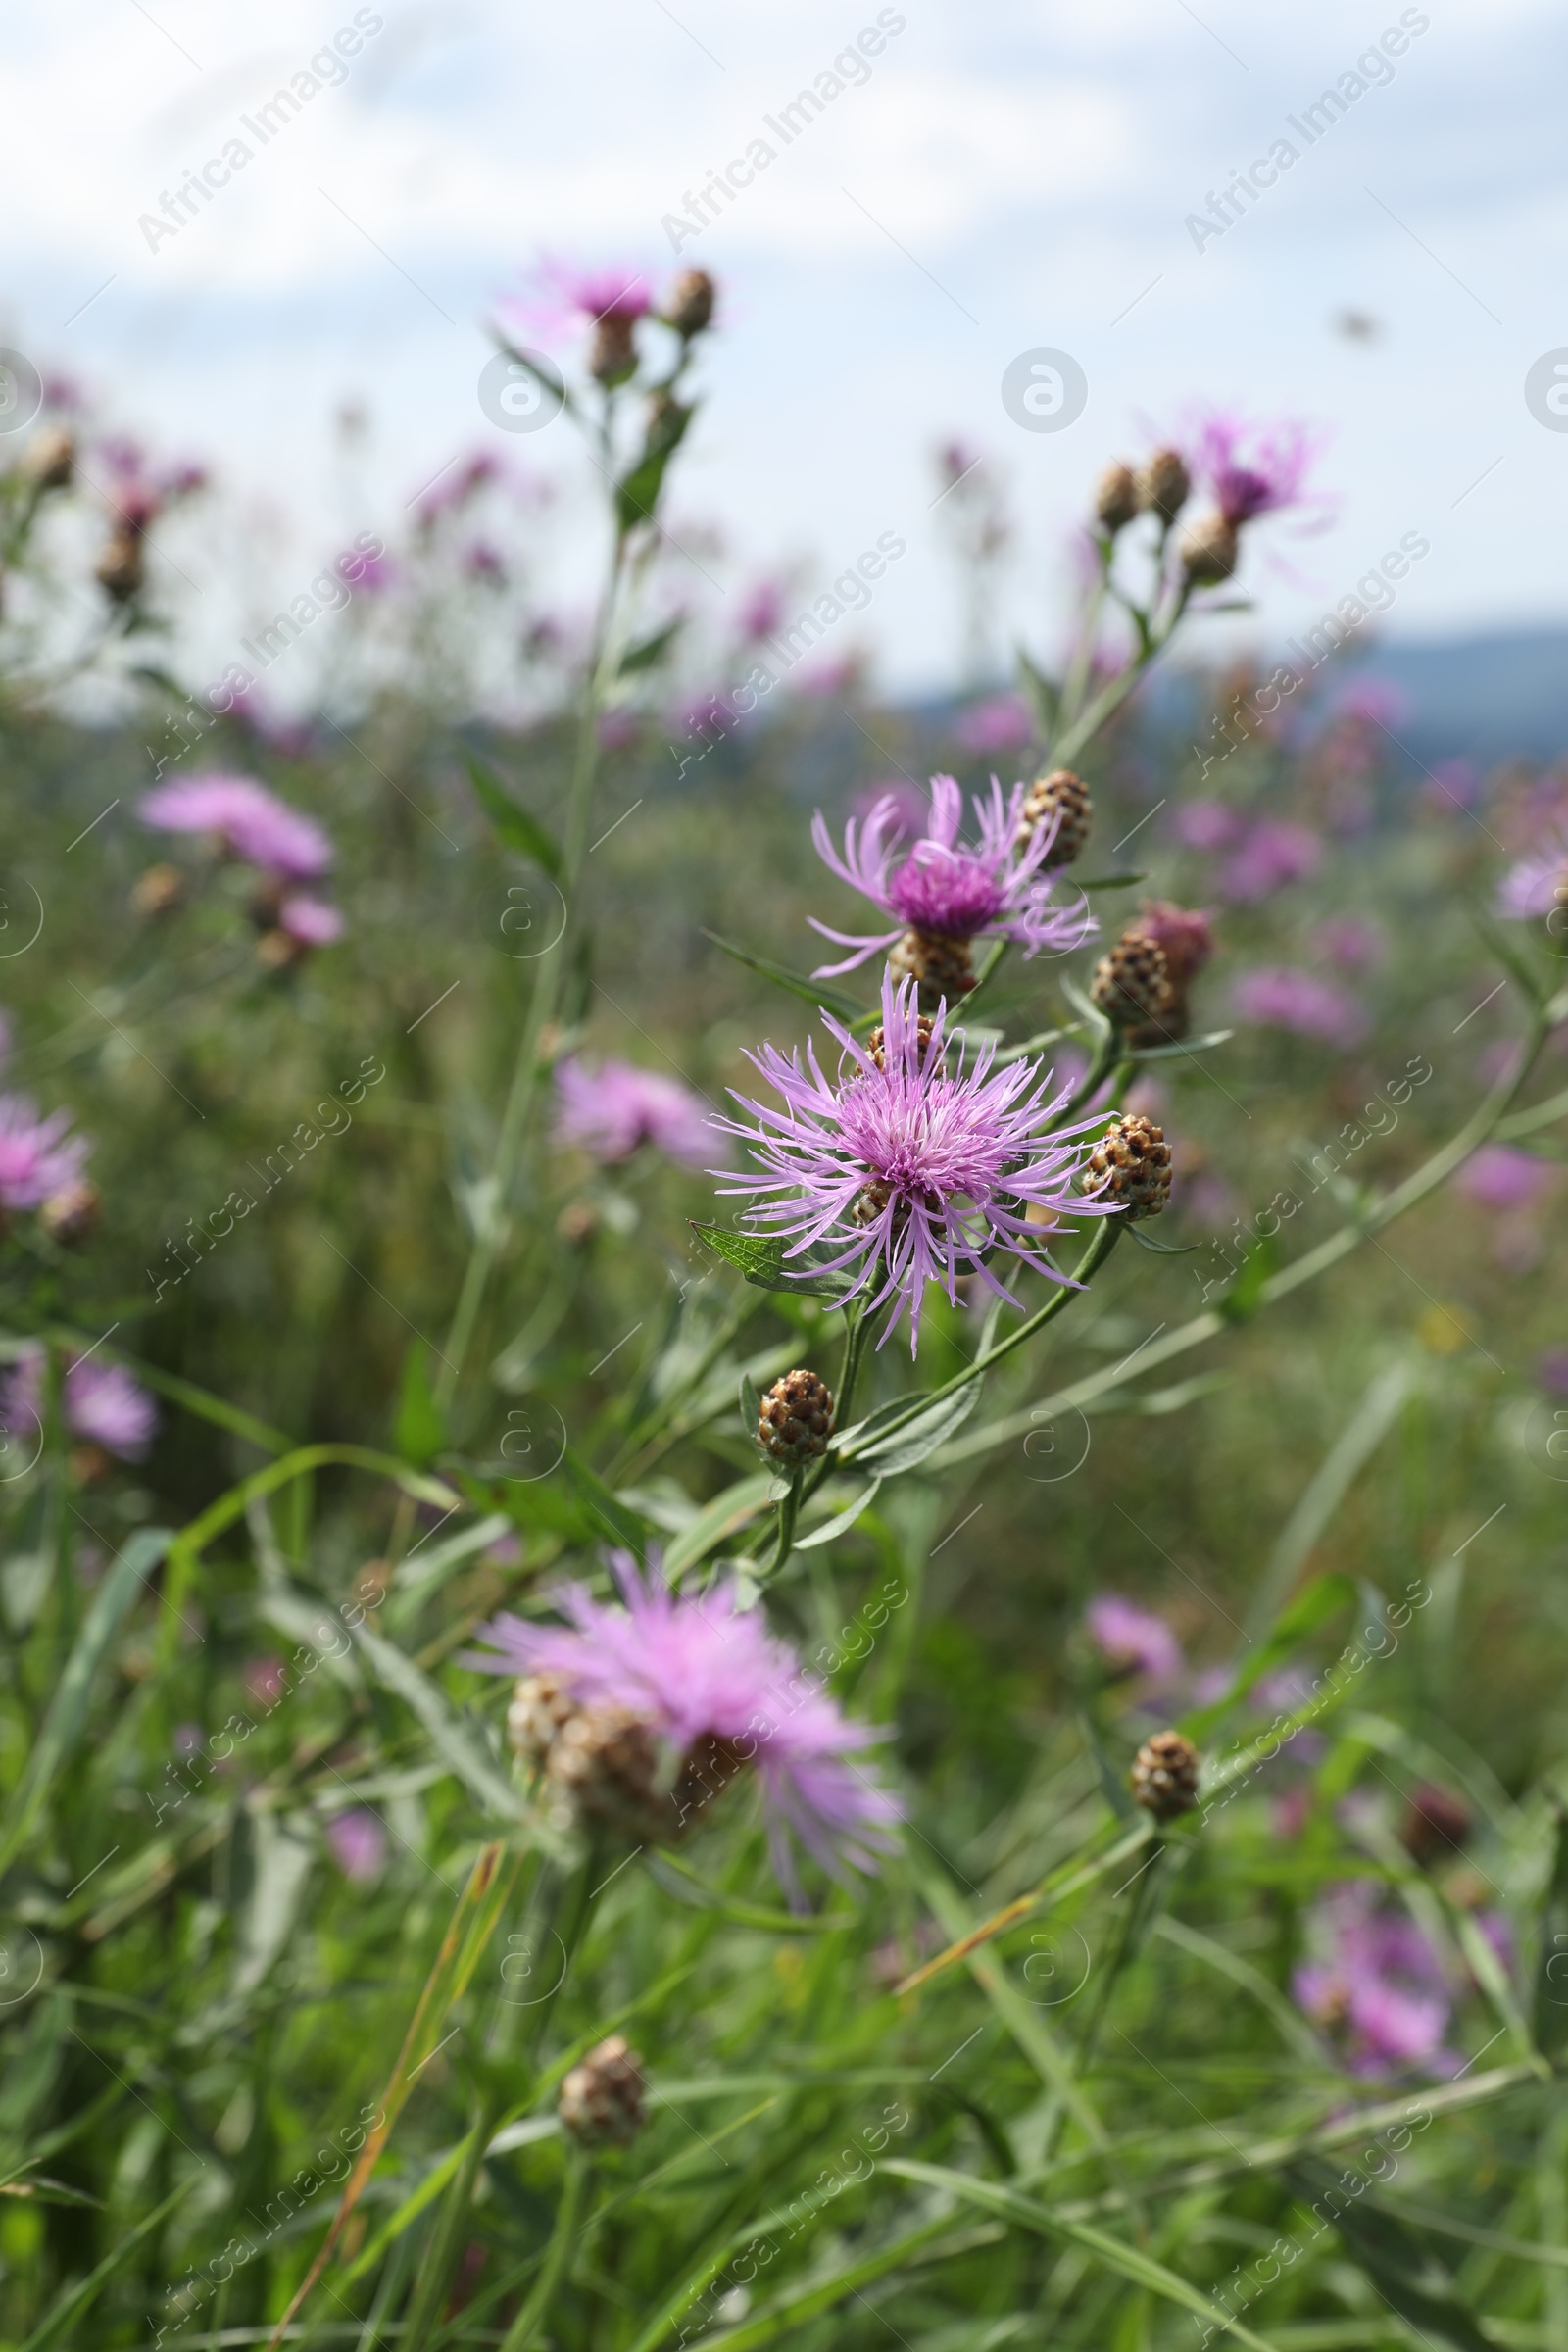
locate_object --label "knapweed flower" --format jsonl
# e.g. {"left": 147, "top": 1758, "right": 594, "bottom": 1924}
{"left": 712, "top": 973, "right": 1118, "bottom": 1350}
{"left": 1311, "top": 916, "right": 1385, "bottom": 972}
{"left": 953, "top": 695, "right": 1033, "bottom": 755}
{"left": 1084, "top": 1594, "right": 1182, "bottom": 1685}
{"left": 1232, "top": 966, "right": 1367, "bottom": 1048}
{"left": 139, "top": 775, "right": 332, "bottom": 882}
{"left": 278, "top": 895, "right": 345, "bottom": 948}
{"left": 555, "top": 1056, "right": 714, "bottom": 1169}
{"left": 325, "top": 1808, "right": 388, "bottom": 1882}
{"left": 0, "top": 1095, "right": 89, "bottom": 1211}
{"left": 1294, "top": 1883, "right": 1457, "bottom": 2079}
{"left": 507, "top": 259, "right": 653, "bottom": 382}
{"left": 1190, "top": 411, "right": 1321, "bottom": 529}
{"left": 1, "top": 1348, "right": 158, "bottom": 1460}
{"left": 809, "top": 773, "right": 1093, "bottom": 990}
{"left": 1219, "top": 819, "right": 1320, "bottom": 903}
{"left": 1497, "top": 829, "right": 1568, "bottom": 922}
{"left": 1459, "top": 1144, "right": 1555, "bottom": 1214}
{"left": 470, "top": 1551, "right": 901, "bottom": 1901}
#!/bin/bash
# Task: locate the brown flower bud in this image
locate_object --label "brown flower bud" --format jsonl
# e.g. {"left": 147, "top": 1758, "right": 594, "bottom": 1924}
{"left": 589, "top": 313, "right": 639, "bottom": 386}
{"left": 865, "top": 1013, "right": 935, "bottom": 1072}
{"left": 758, "top": 1369, "right": 835, "bottom": 1467}
{"left": 1090, "top": 925, "right": 1171, "bottom": 1028}
{"left": 1094, "top": 462, "right": 1140, "bottom": 534}
{"left": 559, "top": 2035, "right": 646, "bottom": 2148}
{"left": 888, "top": 928, "right": 975, "bottom": 1006}
{"left": 1132, "top": 1729, "right": 1200, "bottom": 1821}
{"left": 1138, "top": 447, "right": 1191, "bottom": 524}
{"left": 95, "top": 527, "right": 144, "bottom": 603}
{"left": 22, "top": 425, "right": 74, "bottom": 491}
{"left": 130, "top": 862, "right": 184, "bottom": 917}
{"left": 1179, "top": 513, "right": 1239, "bottom": 586}
{"left": 1123, "top": 899, "right": 1214, "bottom": 1048}
{"left": 1083, "top": 1113, "right": 1171, "bottom": 1219}
{"left": 39, "top": 1181, "right": 101, "bottom": 1247}
{"left": 1014, "top": 768, "right": 1091, "bottom": 867}
{"left": 667, "top": 268, "right": 715, "bottom": 337}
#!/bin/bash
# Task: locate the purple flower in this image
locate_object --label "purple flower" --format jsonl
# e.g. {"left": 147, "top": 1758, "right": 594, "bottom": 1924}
{"left": 740, "top": 579, "right": 789, "bottom": 641}
{"left": 1219, "top": 818, "right": 1321, "bottom": 903}
{"left": 0, "top": 1095, "right": 89, "bottom": 1210}
{"left": 506, "top": 259, "right": 652, "bottom": 342}
{"left": 1173, "top": 800, "right": 1243, "bottom": 853}
{"left": 1497, "top": 830, "right": 1568, "bottom": 921}
{"left": 1232, "top": 966, "right": 1367, "bottom": 1048}
{"left": 1310, "top": 916, "right": 1385, "bottom": 972}
{"left": 555, "top": 1056, "right": 714, "bottom": 1169}
{"left": 1, "top": 1348, "right": 158, "bottom": 1460}
{"left": 139, "top": 774, "right": 332, "bottom": 881}
{"left": 713, "top": 973, "right": 1116, "bottom": 1350}
{"left": 1189, "top": 411, "right": 1322, "bottom": 527}
{"left": 1084, "top": 1594, "right": 1182, "bottom": 1684}
{"left": 279, "top": 895, "right": 344, "bottom": 948}
{"left": 809, "top": 774, "right": 1092, "bottom": 977}
{"left": 1459, "top": 1144, "right": 1555, "bottom": 1214}
{"left": 953, "top": 695, "right": 1033, "bottom": 755}
{"left": 1537, "top": 1348, "right": 1568, "bottom": 1397}
{"left": 1294, "top": 1883, "right": 1456, "bottom": 2079}
{"left": 471, "top": 1552, "right": 900, "bottom": 1901}
{"left": 326, "top": 1808, "right": 388, "bottom": 1882}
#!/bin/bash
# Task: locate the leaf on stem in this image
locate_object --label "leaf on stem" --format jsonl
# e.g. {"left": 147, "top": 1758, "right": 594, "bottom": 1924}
{"left": 688, "top": 1221, "right": 856, "bottom": 1301}
{"left": 460, "top": 747, "right": 563, "bottom": 876}
{"left": 703, "top": 930, "right": 865, "bottom": 1021}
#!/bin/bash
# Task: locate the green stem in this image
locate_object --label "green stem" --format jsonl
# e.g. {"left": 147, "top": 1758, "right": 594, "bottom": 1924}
{"left": 838, "top": 1217, "right": 1122, "bottom": 1464}
{"left": 498, "top": 2150, "right": 590, "bottom": 2352}
{"left": 769, "top": 1473, "right": 804, "bottom": 1574}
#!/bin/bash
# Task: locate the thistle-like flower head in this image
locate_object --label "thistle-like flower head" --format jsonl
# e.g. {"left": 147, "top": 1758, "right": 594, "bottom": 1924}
{"left": 556, "top": 1056, "right": 715, "bottom": 1169}
{"left": 0, "top": 1095, "right": 89, "bottom": 1210}
{"left": 808, "top": 774, "right": 1093, "bottom": 977}
{"left": 713, "top": 973, "right": 1117, "bottom": 1350}
{"left": 139, "top": 774, "right": 333, "bottom": 881}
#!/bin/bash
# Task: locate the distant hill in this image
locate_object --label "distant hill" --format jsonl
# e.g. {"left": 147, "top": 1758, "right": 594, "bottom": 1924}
{"left": 1348, "top": 629, "right": 1568, "bottom": 769}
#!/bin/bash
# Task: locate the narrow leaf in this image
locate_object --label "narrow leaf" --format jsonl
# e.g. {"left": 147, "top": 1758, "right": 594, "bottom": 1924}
{"left": 355, "top": 1623, "right": 520, "bottom": 1820}
{"left": 460, "top": 747, "right": 562, "bottom": 876}
{"left": 795, "top": 1479, "right": 882, "bottom": 1549}
{"left": 394, "top": 1339, "right": 447, "bottom": 1470}
{"left": 688, "top": 1221, "right": 854, "bottom": 1301}
{"left": 703, "top": 929, "right": 865, "bottom": 1021}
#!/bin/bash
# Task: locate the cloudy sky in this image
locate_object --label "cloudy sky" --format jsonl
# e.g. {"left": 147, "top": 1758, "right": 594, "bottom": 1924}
{"left": 4, "top": 0, "right": 1565, "bottom": 690}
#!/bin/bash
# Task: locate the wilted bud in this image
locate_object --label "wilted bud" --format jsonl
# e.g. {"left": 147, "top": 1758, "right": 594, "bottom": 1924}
{"left": 1179, "top": 513, "right": 1239, "bottom": 586}
{"left": 1132, "top": 1730, "right": 1200, "bottom": 1821}
{"left": 95, "top": 527, "right": 144, "bottom": 603}
{"left": 888, "top": 928, "right": 975, "bottom": 1006}
{"left": 758, "top": 1369, "right": 835, "bottom": 1467}
{"left": 1138, "top": 447, "right": 1191, "bottom": 524}
{"left": 666, "top": 268, "right": 715, "bottom": 338}
{"left": 589, "top": 314, "right": 640, "bottom": 387}
{"left": 1083, "top": 1113, "right": 1171, "bottom": 1220}
{"left": 559, "top": 2035, "right": 646, "bottom": 2148}
{"left": 1014, "top": 767, "right": 1092, "bottom": 867}
{"left": 1090, "top": 925, "right": 1171, "bottom": 1029}
{"left": 22, "top": 425, "right": 74, "bottom": 492}
{"left": 130, "top": 862, "right": 184, "bottom": 917}
{"left": 1094, "top": 461, "right": 1140, "bottom": 534}
{"left": 39, "top": 1181, "right": 101, "bottom": 1247}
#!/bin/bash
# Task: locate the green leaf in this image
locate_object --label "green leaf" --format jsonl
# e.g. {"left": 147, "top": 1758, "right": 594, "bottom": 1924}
{"left": 616, "top": 398, "right": 694, "bottom": 530}
{"left": 355, "top": 1622, "right": 521, "bottom": 1821}
{"left": 562, "top": 1444, "right": 654, "bottom": 1558}
{"left": 460, "top": 747, "right": 562, "bottom": 876}
{"left": 1217, "top": 1231, "right": 1276, "bottom": 1322}
{"left": 688, "top": 1221, "right": 854, "bottom": 1301}
{"left": 1288, "top": 2166, "right": 1493, "bottom": 2352}
{"left": 840, "top": 1382, "right": 983, "bottom": 1476}
{"left": 1535, "top": 1806, "right": 1568, "bottom": 2055}
{"left": 794, "top": 1479, "right": 882, "bottom": 1549}
{"left": 1127, "top": 1224, "right": 1200, "bottom": 1255}
{"left": 20, "top": 2180, "right": 192, "bottom": 2352}
{"left": 880, "top": 2161, "right": 1281, "bottom": 2350}
{"left": 662, "top": 1472, "right": 774, "bottom": 1581}
{"left": 703, "top": 929, "right": 865, "bottom": 1021}
{"left": 0, "top": 1528, "right": 171, "bottom": 1883}
{"left": 618, "top": 616, "right": 684, "bottom": 674}
{"left": 1184, "top": 1573, "right": 1355, "bottom": 1742}
{"left": 394, "top": 1340, "right": 447, "bottom": 1470}
{"left": 1128, "top": 1026, "right": 1236, "bottom": 1061}
{"left": 1075, "top": 872, "right": 1146, "bottom": 891}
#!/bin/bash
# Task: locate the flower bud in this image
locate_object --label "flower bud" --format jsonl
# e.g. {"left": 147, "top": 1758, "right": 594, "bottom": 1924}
{"left": 1179, "top": 513, "right": 1239, "bottom": 585}
{"left": 589, "top": 314, "right": 640, "bottom": 386}
{"left": 1013, "top": 767, "right": 1091, "bottom": 868}
{"left": 559, "top": 2035, "right": 646, "bottom": 2148}
{"left": 1083, "top": 1112, "right": 1171, "bottom": 1219}
{"left": 130, "top": 862, "right": 184, "bottom": 917}
{"left": 888, "top": 928, "right": 974, "bottom": 1006}
{"left": 666, "top": 268, "right": 715, "bottom": 338}
{"left": 95, "top": 527, "right": 144, "bottom": 603}
{"left": 1094, "top": 462, "right": 1140, "bottom": 534}
{"left": 39, "top": 1181, "right": 101, "bottom": 1247}
{"left": 22, "top": 425, "right": 74, "bottom": 492}
{"left": 1137, "top": 447, "right": 1191, "bottom": 524}
{"left": 865, "top": 1014, "right": 935, "bottom": 1072}
{"left": 1132, "top": 1729, "right": 1200, "bottom": 1820}
{"left": 1123, "top": 899, "right": 1214, "bottom": 1048}
{"left": 1090, "top": 925, "right": 1171, "bottom": 1028}
{"left": 758, "top": 1369, "right": 835, "bottom": 1467}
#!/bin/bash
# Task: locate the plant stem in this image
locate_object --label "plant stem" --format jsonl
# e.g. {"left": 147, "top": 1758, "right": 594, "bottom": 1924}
{"left": 498, "top": 2150, "right": 589, "bottom": 2352}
